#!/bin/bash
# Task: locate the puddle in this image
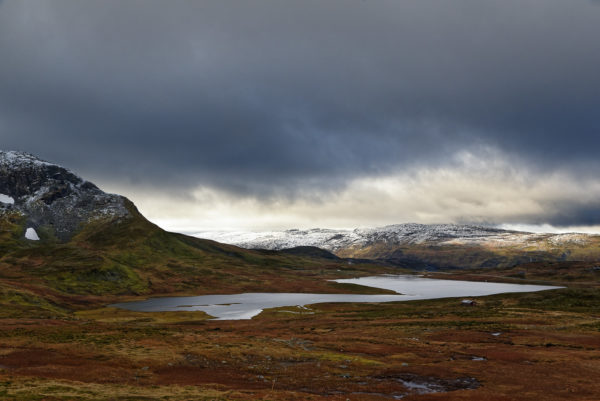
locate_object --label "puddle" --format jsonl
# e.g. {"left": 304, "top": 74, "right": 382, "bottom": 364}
{"left": 301, "top": 373, "right": 480, "bottom": 399}
{"left": 376, "top": 373, "right": 480, "bottom": 398}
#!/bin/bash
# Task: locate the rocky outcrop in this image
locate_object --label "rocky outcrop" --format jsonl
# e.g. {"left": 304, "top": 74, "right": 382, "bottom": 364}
{"left": 0, "top": 151, "right": 129, "bottom": 241}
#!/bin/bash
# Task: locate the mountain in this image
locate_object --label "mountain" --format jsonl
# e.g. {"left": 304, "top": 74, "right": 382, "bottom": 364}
{"left": 0, "top": 151, "right": 129, "bottom": 241}
{"left": 0, "top": 151, "right": 389, "bottom": 317}
{"left": 196, "top": 224, "right": 600, "bottom": 269}
{"left": 196, "top": 224, "right": 522, "bottom": 251}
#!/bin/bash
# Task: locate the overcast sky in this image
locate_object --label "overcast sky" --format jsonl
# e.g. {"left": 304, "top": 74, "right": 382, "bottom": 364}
{"left": 1, "top": 0, "right": 600, "bottom": 232}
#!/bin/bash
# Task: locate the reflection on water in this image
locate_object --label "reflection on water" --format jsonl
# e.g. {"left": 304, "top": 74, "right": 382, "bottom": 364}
{"left": 111, "top": 275, "right": 561, "bottom": 320}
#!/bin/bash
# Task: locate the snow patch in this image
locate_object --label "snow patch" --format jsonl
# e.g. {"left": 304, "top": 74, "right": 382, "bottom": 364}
{"left": 0, "top": 150, "right": 53, "bottom": 168}
{"left": 25, "top": 228, "right": 40, "bottom": 241}
{"left": 0, "top": 194, "right": 14, "bottom": 204}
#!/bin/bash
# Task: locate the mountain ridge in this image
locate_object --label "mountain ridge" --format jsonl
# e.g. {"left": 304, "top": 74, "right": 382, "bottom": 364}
{"left": 0, "top": 150, "right": 129, "bottom": 241}
{"left": 195, "top": 223, "right": 594, "bottom": 250}
{"left": 195, "top": 224, "right": 600, "bottom": 269}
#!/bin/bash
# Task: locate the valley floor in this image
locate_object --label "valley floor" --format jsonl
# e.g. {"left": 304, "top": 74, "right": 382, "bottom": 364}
{"left": 0, "top": 269, "right": 599, "bottom": 400}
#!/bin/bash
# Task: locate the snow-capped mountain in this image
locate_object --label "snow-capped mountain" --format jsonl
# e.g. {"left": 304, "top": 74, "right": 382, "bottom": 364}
{"left": 196, "top": 224, "right": 590, "bottom": 252}
{"left": 0, "top": 150, "right": 129, "bottom": 241}
{"left": 195, "top": 228, "right": 362, "bottom": 253}
{"left": 195, "top": 224, "right": 598, "bottom": 268}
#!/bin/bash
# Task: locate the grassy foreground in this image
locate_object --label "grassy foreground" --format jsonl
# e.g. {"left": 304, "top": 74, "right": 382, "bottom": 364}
{"left": 1, "top": 209, "right": 599, "bottom": 400}
{"left": 0, "top": 266, "right": 599, "bottom": 401}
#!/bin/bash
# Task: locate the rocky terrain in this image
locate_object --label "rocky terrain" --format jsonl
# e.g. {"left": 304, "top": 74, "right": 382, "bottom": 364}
{"left": 0, "top": 150, "right": 129, "bottom": 241}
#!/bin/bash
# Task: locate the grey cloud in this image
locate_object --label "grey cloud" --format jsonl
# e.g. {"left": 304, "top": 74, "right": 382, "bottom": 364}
{"left": 547, "top": 208, "right": 600, "bottom": 227}
{"left": 1, "top": 0, "right": 600, "bottom": 224}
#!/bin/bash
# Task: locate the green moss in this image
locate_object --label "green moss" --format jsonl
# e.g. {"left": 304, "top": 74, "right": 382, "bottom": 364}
{"left": 0, "top": 212, "right": 25, "bottom": 253}
{"left": 317, "top": 351, "right": 383, "bottom": 366}
{"left": 43, "top": 261, "right": 148, "bottom": 295}
{"left": 0, "top": 285, "right": 67, "bottom": 318}
{"left": 516, "top": 288, "right": 600, "bottom": 312}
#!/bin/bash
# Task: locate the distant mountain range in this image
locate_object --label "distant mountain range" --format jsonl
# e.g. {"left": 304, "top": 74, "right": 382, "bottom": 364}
{"left": 196, "top": 225, "right": 600, "bottom": 269}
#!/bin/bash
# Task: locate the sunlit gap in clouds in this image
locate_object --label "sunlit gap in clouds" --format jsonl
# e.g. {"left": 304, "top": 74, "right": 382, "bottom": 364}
{"left": 100, "top": 150, "right": 600, "bottom": 235}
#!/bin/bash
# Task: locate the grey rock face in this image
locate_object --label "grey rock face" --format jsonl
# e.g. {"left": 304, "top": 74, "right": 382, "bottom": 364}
{"left": 0, "top": 151, "right": 130, "bottom": 241}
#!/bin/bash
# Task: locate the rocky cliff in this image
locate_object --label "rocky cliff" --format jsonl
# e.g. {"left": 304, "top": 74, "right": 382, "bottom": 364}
{"left": 0, "top": 150, "right": 129, "bottom": 241}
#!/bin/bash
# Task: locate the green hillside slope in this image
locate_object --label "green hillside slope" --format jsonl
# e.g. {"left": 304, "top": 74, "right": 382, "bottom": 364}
{"left": 0, "top": 201, "right": 394, "bottom": 317}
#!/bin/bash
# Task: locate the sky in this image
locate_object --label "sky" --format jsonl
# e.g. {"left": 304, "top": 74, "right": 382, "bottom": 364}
{"left": 1, "top": 0, "right": 600, "bottom": 233}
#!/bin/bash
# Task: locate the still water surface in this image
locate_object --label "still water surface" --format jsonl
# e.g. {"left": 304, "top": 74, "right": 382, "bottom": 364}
{"left": 112, "top": 275, "right": 561, "bottom": 320}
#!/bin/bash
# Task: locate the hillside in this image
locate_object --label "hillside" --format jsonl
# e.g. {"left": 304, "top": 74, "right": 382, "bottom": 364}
{"left": 196, "top": 224, "right": 600, "bottom": 269}
{"left": 0, "top": 151, "right": 393, "bottom": 317}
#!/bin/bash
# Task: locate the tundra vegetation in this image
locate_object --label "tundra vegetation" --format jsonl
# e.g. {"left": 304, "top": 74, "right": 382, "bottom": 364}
{"left": 0, "top": 210, "right": 599, "bottom": 400}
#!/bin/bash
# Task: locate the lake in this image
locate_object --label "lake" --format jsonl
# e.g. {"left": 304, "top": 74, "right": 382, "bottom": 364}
{"left": 111, "top": 275, "right": 561, "bottom": 320}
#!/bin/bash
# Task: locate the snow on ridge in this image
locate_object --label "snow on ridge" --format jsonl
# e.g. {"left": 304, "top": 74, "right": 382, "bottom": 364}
{"left": 0, "top": 150, "right": 129, "bottom": 240}
{"left": 353, "top": 223, "right": 515, "bottom": 245}
{"left": 0, "top": 150, "right": 54, "bottom": 168}
{"left": 0, "top": 150, "right": 109, "bottom": 204}
{"left": 194, "top": 223, "right": 594, "bottom": 252}
{"left": 195, "top": 229, "right": 359, "bottom": 251}
{"left": 0, "top": 150, "right": 85, "bottom": 184}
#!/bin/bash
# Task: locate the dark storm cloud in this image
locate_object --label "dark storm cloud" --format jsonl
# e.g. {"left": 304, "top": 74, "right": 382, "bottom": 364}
{"left": 1, "top": 0, "right": 600, "bottom": 224}
{"left": 545, "top": 205, "right": 600, "bottom": 227}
